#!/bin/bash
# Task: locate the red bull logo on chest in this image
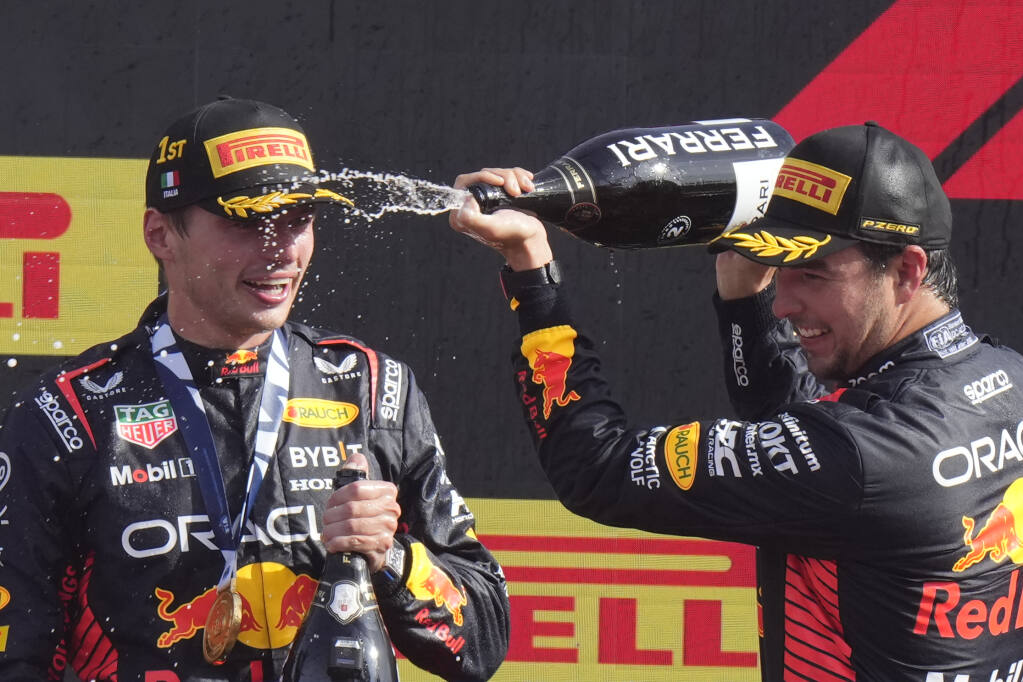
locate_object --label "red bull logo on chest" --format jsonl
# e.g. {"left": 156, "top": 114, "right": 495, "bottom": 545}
{"left": 220, "top": 349, "right": 260, "bottom": 377}
{"left": 154, "top": 562, "right": 318, "bottom": 651}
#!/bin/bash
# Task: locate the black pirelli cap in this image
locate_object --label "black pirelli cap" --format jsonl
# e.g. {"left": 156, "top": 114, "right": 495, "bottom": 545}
{"left": 145, "top": 96, "right": 352, "bottom": 221}
{"left": 718, "top": 122, "right": 951, "bottom": 265}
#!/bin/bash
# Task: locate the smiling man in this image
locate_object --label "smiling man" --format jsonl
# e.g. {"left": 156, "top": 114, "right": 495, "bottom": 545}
{"left": 449, "top": 123, "right": 1023, "bottom": 681}
{"left": 0, "top": 97, "right": 509, "bottom": 681}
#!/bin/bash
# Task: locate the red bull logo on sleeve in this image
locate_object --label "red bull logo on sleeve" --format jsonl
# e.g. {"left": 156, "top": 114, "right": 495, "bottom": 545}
{"left": 154, "top": 562, "right": 317, "bottom": 650}
{"left": 520, "top": 326, "right": 582, "bottom": 420}
{"left": 406, "top": 542, "right": 468, "bottom": 627}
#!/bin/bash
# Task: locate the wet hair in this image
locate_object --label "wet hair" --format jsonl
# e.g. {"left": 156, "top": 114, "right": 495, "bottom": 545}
{"left": 164, "top": 207, "right": 189, "bottom": 237}
{"left": 858, "top": 242, "right": 959, "bottom": 308}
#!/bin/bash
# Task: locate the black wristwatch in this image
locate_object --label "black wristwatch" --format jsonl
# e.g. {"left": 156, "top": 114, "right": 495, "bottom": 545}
{"left": 499, "top": 260, "right": 562, "bottom": 300}
{"left": 376, "top": 538, "right": 408, "bottom": 584}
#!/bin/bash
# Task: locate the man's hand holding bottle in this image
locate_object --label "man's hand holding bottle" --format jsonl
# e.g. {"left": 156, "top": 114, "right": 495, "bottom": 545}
{"left": 321, "top": 451, "right": 401, "bottom": 573}
{"left": 451, "top": 167, "right": 554, "bottom": 271}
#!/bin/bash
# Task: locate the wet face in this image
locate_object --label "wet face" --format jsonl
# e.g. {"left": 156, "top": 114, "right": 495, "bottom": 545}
{"left": 160, "top": 205, "right": 315, "bottom": 348}
{"left": 772, "top": 245, "right": 897, "bottom": 383}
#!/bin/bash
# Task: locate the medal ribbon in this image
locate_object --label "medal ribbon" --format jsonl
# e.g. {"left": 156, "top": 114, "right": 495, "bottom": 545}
{"left": 150, "top": 316, "right": 290, "bottom": 590}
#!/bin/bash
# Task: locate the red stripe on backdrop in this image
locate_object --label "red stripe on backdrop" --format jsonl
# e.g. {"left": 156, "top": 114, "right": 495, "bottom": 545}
{"left": 773, "top": 0, "right": 1023, "bottom": 199}
{"left": 945, "top": 111, "right": 1023, "bottom": 199}
{"left": 22, "top": 251, "right": 59, "bottom": 319}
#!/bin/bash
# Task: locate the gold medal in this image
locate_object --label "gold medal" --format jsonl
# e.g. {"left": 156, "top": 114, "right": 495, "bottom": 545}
{"left": 203, "top": 586, "right": 242, "bottom": 665}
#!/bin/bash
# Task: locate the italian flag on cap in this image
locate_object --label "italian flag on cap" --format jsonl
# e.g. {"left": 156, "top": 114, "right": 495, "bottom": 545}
{"left": 160, "top": 171, "right": 179, "bottom": 189}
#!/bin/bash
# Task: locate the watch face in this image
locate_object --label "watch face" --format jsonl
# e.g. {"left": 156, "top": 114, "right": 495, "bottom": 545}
{"left": 382, "top": 543, "right": 406, "bottom": 581}
{"left": 543, "top": 261, "right": 561, "bottom": 285}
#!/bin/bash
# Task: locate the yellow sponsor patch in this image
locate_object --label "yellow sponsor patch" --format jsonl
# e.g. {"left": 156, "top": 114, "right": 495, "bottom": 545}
{"left": 774, "top": 157, "right": 852, "bottom": 215}
{"left": 204, "top": 126, "right": 315, "bottom": 178}
{"left": 282, "top": 399, "right": 358, "bottom": 428}
{"left": 664, "top": 422, "right": 700, "bottom": 490}
{"left": 0, "top": 624, "right": 7, "bottom": 652}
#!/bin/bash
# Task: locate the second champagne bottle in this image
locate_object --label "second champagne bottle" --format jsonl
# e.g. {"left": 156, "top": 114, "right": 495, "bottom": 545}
{"left": 468, "top": 118, "right": 794, "bottom": 249}
{"left": 281, "top": 468, "right": 400, "bottom": 681}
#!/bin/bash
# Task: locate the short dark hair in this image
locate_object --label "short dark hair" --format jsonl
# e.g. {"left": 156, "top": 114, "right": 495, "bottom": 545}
{"left": 164, "top": 208, "right": 189, "bottom": 237}
{"left": 859, "top": 242, "right": 958, "bottom": 308}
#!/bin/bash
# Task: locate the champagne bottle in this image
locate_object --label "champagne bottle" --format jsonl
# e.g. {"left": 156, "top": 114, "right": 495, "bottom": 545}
{"left": 467, "top": 118, "right": 794, "bottom": 249}
{"left": 281, "top": 469, "right": 399, "bottom": 681}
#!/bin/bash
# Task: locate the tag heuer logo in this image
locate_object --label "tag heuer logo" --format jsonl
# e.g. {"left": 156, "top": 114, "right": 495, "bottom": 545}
{"left": 114, "top": 400, "right": 178, "bottom": 449}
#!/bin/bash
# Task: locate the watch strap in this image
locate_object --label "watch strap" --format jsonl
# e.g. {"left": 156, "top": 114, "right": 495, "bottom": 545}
{"left": 499, "top": 260, "right": 562, "bottom": 301}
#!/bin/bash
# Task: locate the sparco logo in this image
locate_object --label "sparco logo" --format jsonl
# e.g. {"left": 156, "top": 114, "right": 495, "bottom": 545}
{"left": 964, "top": 369, "right": 1013, "bottom": 405}
{"left": 381, "top": 358, "right": 403, "bottom": 422}
{"left": 731, "top": 323, "right": 749, "bottom": 387}
{"left": 35, "top": 389, "right": 84, "bottom": 452}
{"left": 110, "top": 458, "right": 195, "bottom": 486}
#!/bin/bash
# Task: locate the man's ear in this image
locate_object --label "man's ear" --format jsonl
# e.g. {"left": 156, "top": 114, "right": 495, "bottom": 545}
{"left": 143, "top": 208, "right": 176, "bottom": 261}
{"left": 893, "top": 245, "right": 928, "bottom": 304}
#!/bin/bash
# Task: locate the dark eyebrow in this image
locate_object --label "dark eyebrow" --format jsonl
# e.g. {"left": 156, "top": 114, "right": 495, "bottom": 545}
{"left": 783, "top": 259, "right": 830, "bottom": 273}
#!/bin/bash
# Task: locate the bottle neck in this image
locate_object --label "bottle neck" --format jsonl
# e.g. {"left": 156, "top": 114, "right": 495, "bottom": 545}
{"left": 467, "top": 182, "right": 512, "bottom": 213}
{"left": 323, "top": 550, "right": 371, "bottom": 581}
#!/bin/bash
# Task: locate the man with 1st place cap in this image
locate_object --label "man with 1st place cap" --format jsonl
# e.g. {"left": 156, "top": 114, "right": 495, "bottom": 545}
{"left": 448, "top": 121, "right": 1023, "bottom": 679}
{"left": 0, "top": 96, "right": 509, "bottom": 681}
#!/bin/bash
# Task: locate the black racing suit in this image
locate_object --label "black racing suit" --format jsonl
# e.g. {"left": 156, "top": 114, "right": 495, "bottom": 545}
{"left": 0, "top": 297, "right": 509, "bottom": 682}
{"left": 506, "top": 277, "right": 1023, "bottom": 681}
